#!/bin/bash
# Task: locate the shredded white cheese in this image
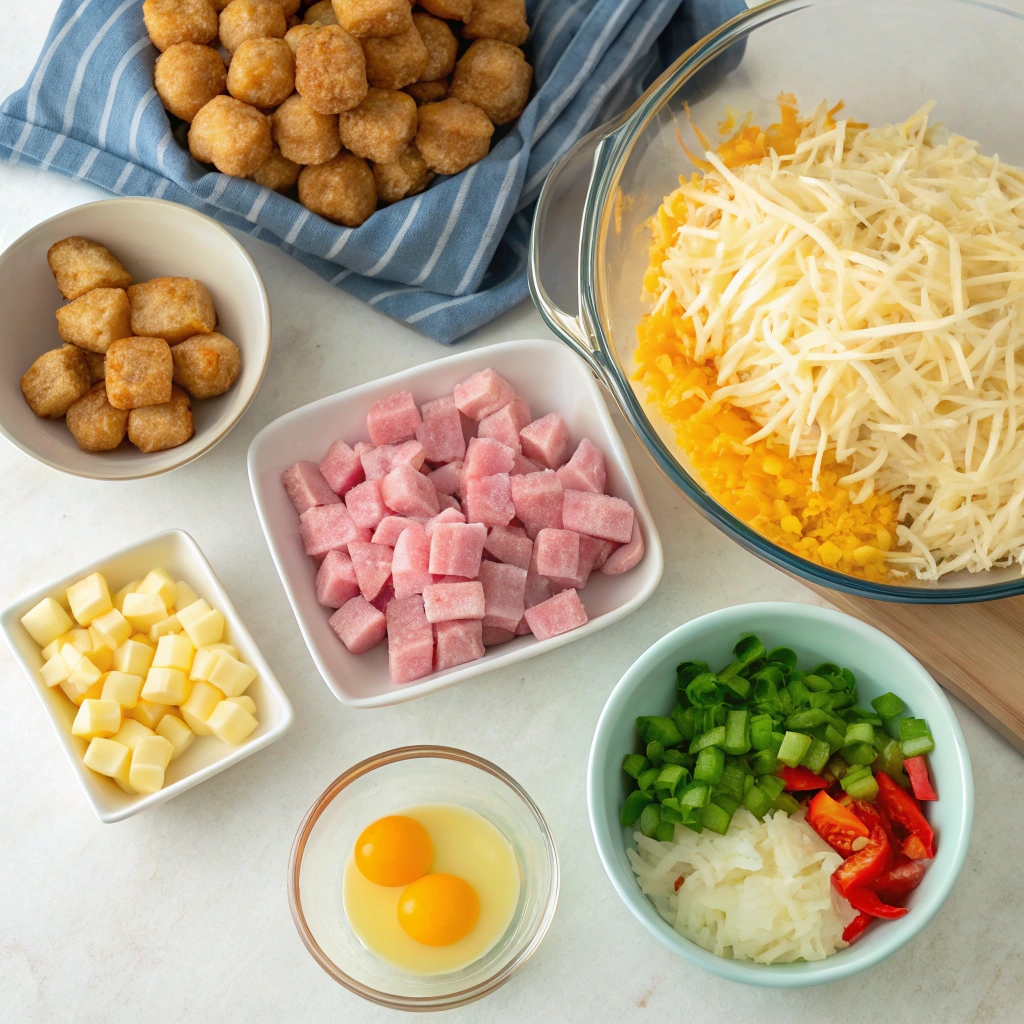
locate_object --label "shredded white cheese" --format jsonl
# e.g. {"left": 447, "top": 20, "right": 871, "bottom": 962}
{"left": 657, "top": 103, "right": 1024, "bottom": 579}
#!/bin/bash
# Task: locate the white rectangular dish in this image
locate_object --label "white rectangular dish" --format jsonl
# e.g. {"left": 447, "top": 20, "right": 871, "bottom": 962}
{"left": 247, "top": 337, "right": 663, "bottom": 708}
{"left": 0, "top": 530, "right": 294, "bottom": 823}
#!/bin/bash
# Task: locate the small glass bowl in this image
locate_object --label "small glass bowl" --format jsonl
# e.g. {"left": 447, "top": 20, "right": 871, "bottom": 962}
{"left": 288, "top": 746, "right": 559, "bottom": 1011}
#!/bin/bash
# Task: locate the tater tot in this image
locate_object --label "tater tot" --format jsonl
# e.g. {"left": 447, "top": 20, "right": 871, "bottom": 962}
{"left": 273, "top": 0, "right": 301, "bottom": 14}
{"left": 218, "top": 0, "right": 287, "bottom": 53}
{"left": 128, "top": 387, "right": 195, "bottom": 453}
{"left": 295, "top": 25, "right": 368, "bottom": 114}
{"left": 463, "top": 0, "right": 529, "bottom": 46}
{"left": 450, "top": 39, "right": 531, "bottom": 125}
{"left": 418, "top": 0, "right": 471, "bottom": 21}
{"left": 143, "top": 0, "right": 218, "bottom": 52}
{"left": 338, "top": 88, "right": 417, "bottom": 164}
{"left": 227, "top": 37, "right": 296, "bottom": 108}
{"left": 83, "top": 350, "right": 106, "bottom": 384}
{"left": 154, "top": 43, "right": 227, "bottom": 122}
{"left": 405, "top": 78, "right": 448, "bottom": 104}
{"left": 251, "top": 144, "right": 302, "bottom": 190}
{"left": 66, "top": 384, "right": 129, "bottom": 452}
{"left": 47, "top": 237, "right": 133, "bottom": 300}
{"left": 362, "top": 24, "right": 428, "bottom": 91}
{"left": 372, "top": 145, "right": 433, "bottom": 203}
{"left": 55, "top": 288, "right": 132, "bottom": 354}
{"left": 189, "top": 95, "right": 273, "bottom": 177}
{"left": 271, "top": 94, "right": 342, "bottom": 164}
{"left": 285, "top": 23, "right": 316, "bottom": 53}
{"left": 332, "top": 0, "right": 413, "bottom": 38}
{"left": 128, "top": 277, "right": 217, "bottom": 344}
{"left": 20, "top": 346, "right": 92, "bottom": 419}
{"left": 415, "top": 98, "right": 493, "bottom": 174}
{"left": 171, "top": 332, "right": 242, "bottom": 398}
{"left": 304, "top": 0, "right": 338, "bottom": 25}
{"left": 412, "top": 13, "right": 457, "bottom": 82}
{"left": 105, "top": 337, "right": 174, "bottom": 410}
{"left": 298, "top": 153, "right": 377, "bottom": 226}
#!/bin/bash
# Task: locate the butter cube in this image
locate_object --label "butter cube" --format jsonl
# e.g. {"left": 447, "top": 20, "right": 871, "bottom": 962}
{"left": 84, "top": 639, "right": 113, "bottom": 673}
{"left": 83, "top": 737, "right": 130, "bottom": 780}
{"left": 101, "top": 671, "right": 145, "bottom": 708}
{"left": 148, "top": 614, "right": 181, "bottom": 642}
{"left": 189, "top": 646, "right": 223, "bottom": 682}
{"left": 208, "top": 653, "right": 256, "bottom": 698}
{"left": 174, "top": 581, "right": 199, "bottom": 611}
{"left": 67, "top": 653, "right": 102, "bottom": 690}
{"left": 138, "top": 569, "right": 178, "bottom": 610}
{"left": 153, "top": 633, "right": 195, "bottom": 673}
{"left": 60, "top": 676, "right": 104, "bottom": 706}
{"left": 66, "top": 573, "right": 112, "bottom": 626}
{"left": 128, "top": 761, "right": 164, "bottom": 794}
{"left": 90, "top": 607, "right": 131, "bottom": 650}
{"left": 130, "top": 633, "right": 154, "bottom": 646}
{"left": 113, "top": 718, "right": 155, "bottom": 752}
{"left": 226, "top": 695, "right": 257, "bottom": 716}
{"left": 60, "top": 642, "right": 84, "bottom": 672}
{"left": 178, "top": 599, "right": 225, "bottom": 648}
{"left": 67, "top": 628, "right": 93, "bottom": 654}
{"left": 156, "top": 714, "right": 195, "bottom": 760}
{"left": 21, "top": 597, "right": 74, "bottom": 647}
{"left": 113, "top": 579, "right": 140, "bottom": 612}
{"left": 134, "top": 734, "right": 174, "bottom": 772}
{"left": 41, "top": 654, "right": 71, "bottom": 687}
{"left": 72, "top": 698, "right": 122, "bottom": 740}
{"left": 128, "top": 700, "right": 169, "bottom": 730}
{"left": 141, "top": 667, "right": 191, "bottom": 705}
{"left": 113, "top": 638, "right": 154, "bottom": 676}
{"left": 206, "top": 700, "right": 258, "bottom": 745}
{"left": 180, "top": 680, "right": 224, "bottom": 736}
{"left": 41, "top": 634, "right": 70, "bottom": 662}
{"left": 122, "top": 592, "right": 168, "bottom": 631}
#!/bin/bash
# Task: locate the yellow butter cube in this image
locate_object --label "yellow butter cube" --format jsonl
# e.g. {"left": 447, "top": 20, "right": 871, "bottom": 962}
{"left": 60, "top": 675, "right": 103, "bottom": 706}
{"left": 113, "top": 638, "right": 154, "bottom": 676}
{"left": 72, "top": 698, "right": 122, "bottom": 740}
{"left": 122, "top": 592, "right": 168, "bottom": 631}
{"left": 226, "top": 695, "right": 257, "bottom": 716}
{"left": 60, "top": 642, "right": 84, "bottom": 672}
{"left": 176, "top": 598, "right": 210, "bottom": 627}
{"left": 128, "top": 762, "right": 164, "bottom": 794}
{"left": 153, "top": 633, "right": 195, "bottom": 673}
{"left": 180, "top": 680, "right": 224, "bottom": 736}
{"left": 178, "top": 599, "right": 225, "bottom": 648}
{"left": 113, "top": 579, "right": 140, "bottom": 612}
{"left": 208, "top": 653, "right": 256, "bottom": 698}
{"left": 134, "top": 734, "right": 174, "bottom": 772}
{"left": 101, "top": 671, "right": 145, "bottom": 708}
{"left": 148, "top": 614, "right": 181, "bottom": 642}
{"left": 41, "top": 634, "right": 70, "bottom": 662}
{"left": 206, "top": 700, "right": 258, "bottom": 745}
{"left": 128, "top": 700, "right": 169, "bottom": 730}
{"left": 174, "top": 580, "right": 199, "bottom": 611}
{"left": 83, "top": 737, "right": 130, "bottom": 779}
{"left": 156, "top": 714, "right": 195, "bottom": 760}
{"left": 21, "top": 597, "right": 74, "bottom": 647}
{"left": 84, "top": 639, "right": 113, "bottom": 673}
{"left": 90, "top": 607, "right": 131, "bottom": 650}
{"left": 113, "top": 718, "right": 155, "bottom": 752}
{"left": 41, "top": 654, "right": 71, "bottom": 687}
{"left": 189, "top": 646, "right": 223, "bottom": 682}
{"left": 130, "top": 633, "right": 154, "bottom": 646}
{"left": 67, "top": 653, "right": 102, "bottom": 690}
{"left": 67, "top": 628, "right": 93, "bottom": 654}
{"left": 142, "top": 667, "right": 191, "bottom": 705}
{"left": 66, "top": 572, "right": 112, "bottom": 626}
{"left": 138, "top": 569, "right": 178, "bottom": 610}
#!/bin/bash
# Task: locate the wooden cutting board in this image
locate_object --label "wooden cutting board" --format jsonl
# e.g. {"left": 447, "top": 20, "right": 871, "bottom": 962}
{"left": 807, "top": 586, "right": 1024, "bottom": 753}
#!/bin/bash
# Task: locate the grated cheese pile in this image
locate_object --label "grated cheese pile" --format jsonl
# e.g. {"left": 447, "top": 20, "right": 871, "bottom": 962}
{"left": 627, "top": 808, "right": 855, "bottom": 964}
{"left": 639, "top": 99, "right": 1024, "bottom": 579}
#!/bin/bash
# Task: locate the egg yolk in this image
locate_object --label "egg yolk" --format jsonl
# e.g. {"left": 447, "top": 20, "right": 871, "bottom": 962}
{"left": 396, "top": 873, "right": 480, "bottom": 947}
{"left": 354, "top": 815, "right": 432, "bottom": 888}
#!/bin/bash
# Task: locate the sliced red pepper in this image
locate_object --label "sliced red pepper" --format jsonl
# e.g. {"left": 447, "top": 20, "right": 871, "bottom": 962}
{"left": 807, "top": 790, "right": 870, "bottom": 855}
{"left": 870, "top": 859, "right": 927, "bottom": 906}
{"left": 776, "top": 765, "right": 830, "bottom": 791}
{"left": 831, "top": 826, "right": 892, "bottom": 897}
{"left": 842, "top": 911, "right": 874, "bottom": 943}
{"left": 902, "top": 834, "right": 931, "bottom": 860}
{"left": 851, "top": 798, "right": 900, "bottom": 852}
{"left": 876, "top": 772, "right": 935, "bottom": 859}
{"left": 674, "top": 875, "right": 685, "bottom": 892}
{"left": 844, "top": 885, "right": 909, "bottom": 920}
{"left": 903, "top": 756, "right": 938, "bottom": 801}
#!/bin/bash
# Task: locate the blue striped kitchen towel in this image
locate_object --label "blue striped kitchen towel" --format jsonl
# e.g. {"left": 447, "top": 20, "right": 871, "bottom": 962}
{"left": 0, "top": 0, "right": 745, "bottom": 344}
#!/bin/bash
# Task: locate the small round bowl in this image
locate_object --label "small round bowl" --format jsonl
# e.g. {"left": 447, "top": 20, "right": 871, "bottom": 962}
{"left": 587, "top": 602, "right": 973, "bottom": 987}
{"left": 0, "top": 197, "right": 270, "bottom": 479}
{"left": 288, "top": 746, "right": 559, "bottom": 1010}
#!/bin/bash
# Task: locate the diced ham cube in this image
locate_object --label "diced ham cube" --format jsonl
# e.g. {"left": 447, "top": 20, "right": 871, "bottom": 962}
{"left": 519, "top": 413, "right": 569, "bottom": 469}
{"left": 478, "top": 397, "right": 531, "bottom": 453}
{"left": 591, "top": 538, "right": 616, "bottom": 570}
{"left": 381, "top": 464, "right": 440, "bottom": 518}
{"left": 533, "top": 528, "right": 580, "bottom": 579}
{"left": 391, "top": 524, "right": 433, "bottom": 598}
{"left": 347, "top": 541, "right": 394, "bottom": 601}
{"left": 601, "top": 521, "right": 645, "bottom": 574}
{"left": 562, "top": 490, "right": 635, "bottom": 543}
{"left": 372, "top": 516, "right": 420, "bottom": 546}
{"left": 424, "top": 506, "right": 465, "bottom": 538}
{"left": 330, "top": 596, "right": 386, "bottom": 654}
{"left": 482, "top": 624, "right": 515, "bottom": 646}
{"left": 525, "top": 570, "right": 552, "bottom": 609}
{"left": 345, "top": 478, "right": 391, "bottom": 529}
{"left": 484, "top": 525, "right": 533, "bottom": 570}
{"left": 556, "top": 438, "right": 607, "bottom": 494}
{"left": 512, "top": 453, "right": 542, "bottom": 476}
{"left": 464, "top": 437, "right": 516, "bottom": 480}
{"left": 438, "top": 493, "right": 461, "bottom": 512}
{"left": 453, "top": 368, "right": 516, "bottom": 420}
{"left": 367, "top": 390, "right": 422, "bottom": 446}
{"left": 428, "top": 522, "right": 487, "bottom": 578}
{"left": 422, "top": 581, "right": 486, "bottom": 622}
{"left": 477, "top": 561, "right": 527, "bottom": 632}
{"left": 371, "top": 583, "right": 395, "bottom": 612}
{"left": 524, "top": 588, "right": 588, "bottom": 641}
{"left": 361, "top": 440, "right": 426, "bottom": 480}
{"left": 432, "top": 574, "right": 473, "bottom": 584}
{"left": 299, "top": 504, "right": 371, "bottom": 558}
{"left": 428, "top": 460, "right": 464, "bottom": 497}
{"left": 434, "top": 619, "right": 485, "bottom": 670}
{"left": 416, "top": 395, "right": 466, "bottom": 463}
{"left": 385, "top": 595, "right": 434, "bottom": 683}
{"left": 319, "top": 441, "right": 365, "bottom": 496}
{"left": 547, "top": 534, "right": 608, "bottom": 590}
{"left": 315, "top": 549, "right": 360, "bottom": 608}
{"left": 464, "top": 474, "right": 515, "bottom": 526}
{"left": 282, "top": 461, "right": 341, "bottom": 515}
{"left": 510, "top": 470, "right": 563, "bottom": 535}
{"left": 515, "top": 616, "right": 531, "bottom": 635}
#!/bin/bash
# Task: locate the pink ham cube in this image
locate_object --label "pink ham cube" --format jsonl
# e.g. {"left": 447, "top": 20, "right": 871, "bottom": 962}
{"left": 562, "top": 490, "right": 635, "bottom": 543}
{"left": 299, "top": 504, "right": 371, "bottom": 558}
{"left": 556, "top": 438, "right": 607, "bottom": 494}
{"left": 428, "top": 460, "right": 463, "bottom": 497}
{"left": 330, "top": 596, "right": 387, "bottom": 654}
{"left": 601, "top": 521, "right": 645, "bottom": 574}
{"left": 512, "top": 453, "right": 542, "bottom": 476}
{"left": 282, "top": 461, "right": 341, "bottom": 515}
{"left": 515, "top": 616, "right": 532, "bottom": 635}
{"left": 345, "top": 478, "right": 391, "bottom": 530}
{"left": 416, "top": 395, "right": 466, "bottom": 463}
{"left": 367, "top": 390, "right": 422, "bottom": 446}
{"left": 422, "top": 581, "right": 485, "bottom": 622}
{"left": 386, "top": 595, "right": 434, "bottom": 683}
{"left": 534, "top": 528, "right": 580, "bottom": 579}
{"left": 361, "top": 440, "right": 426, "bottom": 480}
{"left": 520, "top": 413, "right": 570, "bottom": 469}
{"left": 381, "top": 464, "right": 440, "bottom": 518}
{"left": 478, "top": 397, "right": 531, "bottom": 453}
{"left": 463, "top": 437, "right": 516, "bottom": 480}
{"left": 319, "top": 441, "right": 365, "bottom": 496}
{"left": 315, "top": 549, "right": 360, "bottom": 608}
{"left": 453, "top": 368, "right": 516, "bottom": 421}
{"left": 524, "top": 588, "right": 588, "bottom": 641}
{"left": 510, "top": 470, "right": 563, "bottom": 535}
{"left": 424, "top": 506, "right": 465, "bottom": 538}
{"left": 547, "top": 534, "right": 605, "bottom": 590}
{"left": 477, "top": 561, "right": 527, "bottom": 632}
{"left": 371, "top": 583, "right": 395, "bottom": 612}
{"left": 372, "top": 516, "right": 420, "bottom": 546}
{"left": 434, "top": 619, "right": 485, "bottom": 670}
{"left": 347, "top": 541, "right": 394, "bottom": 601}
{"left": 482, "top": 624, "right": 515, "bottom": 646}
{"left": 484, "top": 525, "right": 533, "bottom": 570}
{"left": 438, "top": 493, "right": 461, "bottom": 512}
{"left": 392, "top": 524, "right": 433, "bottom": 598}
{"left": 464, "top": 474, "right": 515, "bottom": 526}
{"left": 433, "top": 574, "right": 473, "bottom": 584}
{"left": 428, "top": 522, "right": 487, "bottom": 577}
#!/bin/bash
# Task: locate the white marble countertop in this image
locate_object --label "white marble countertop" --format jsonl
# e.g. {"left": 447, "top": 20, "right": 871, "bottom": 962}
{"left": 2, "top": 5, "right": 1022, "bottom": 1022}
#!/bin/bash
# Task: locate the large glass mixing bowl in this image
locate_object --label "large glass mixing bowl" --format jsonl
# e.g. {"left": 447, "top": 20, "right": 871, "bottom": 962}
{"left": 529, "top": 0, "right": 1024, "bottom": 603}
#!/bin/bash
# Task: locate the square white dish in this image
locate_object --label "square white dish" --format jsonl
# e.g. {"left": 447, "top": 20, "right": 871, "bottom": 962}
{"left": 0, "top": 529, "right": 294, "bottom": 823}
{"left": 247, "top": 337, "right": 664, "bottom": 708}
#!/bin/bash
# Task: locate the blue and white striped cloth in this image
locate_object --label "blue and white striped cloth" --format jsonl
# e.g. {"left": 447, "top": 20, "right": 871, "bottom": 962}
{"left": 0, "top": 0, "right": 744, "bottom": 343}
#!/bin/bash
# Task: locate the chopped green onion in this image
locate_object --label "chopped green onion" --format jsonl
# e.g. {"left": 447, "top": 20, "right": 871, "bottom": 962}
{"left": 785, "top": 708, "right": 830, "bottom": 730}
{"left": 712, "top": 793, "right": 741, "bottom": 816}
{"left": 899, "top": 717, "right": 932, "bottom": 741}
{"left": 749, "top": 747, "right": 778, "bottom": 776}
{"left": 703, "top": 706, "right": 727, "bottom": 732}
{"left": 802, "top": 673, "right": 832, "bottom": 693}
{"left": 749, "top": 713, "right": 774, "bottom": 751}
{"left": 676, "top": 660, "right": 711, "bottom": 689}
{"left": 873, "top": 737, "right": 905, "bottom": 778}
{"left": 677, "top": 706, "right": 704, "bottom": 740}
{"left": 845, "top": 706, "right": 884, "bottom": 726}
{"left": 699, "top": 801, "right": 733, "bottom": 835}
{"left": 770, "top": 731, "right": 785, "bottom": 753}
{"left": 679, "top": 781, "right": 711, "bottom": 809}
{"left": 622, "top": 754, "right": 649, "bottom": 779}
{"left": 719, "top": 674, "right": 751, "bottom": 701}
{"left": 742, "top": 772, "right": 756, "bottom": 794}
{"left": 844, "top": 722, "right": 877, "bottom": 748}
{"left": 841, "top": 767, "right": 879, "bottom": 801}
{"left": 800, "top": 736, "right": 830, "bottom": 774}
{"left": 653, "top": 820, "right": 676, "bottom": 842}
{"left": 718, "top": 635, "right": 766, "bottom": 682}
{"left": 840, "top": 668, "right": 856, "bottom": 689}
{"left": 662, "top": 749, "right": 692, "bottom": 767}
{"left": 742, "top": 784, "right": 773, "bottom": 818}
{"left": 823, "top": 724, "right": 847, "bottom": 754}
{"left": 758, "top": 774, "right": 786, "bottom": 801}
{"left": 788, "top": 680, "right": 811, "bottom": 707}
{"left": 807, "top": 690, "right": 833, "bottom": 710}
{"left": 685, "top": 673, "right": 724, "bottom": 707}
{"left": 654, "top": 763, "right": 689, "bottom": 798}
{"left": 646, "top": 740, "right": 665, "bottom": 767}
{"left": 689, "top": 725, "right": 726, "bottom": 754}
{"left": 767, "top": 647, "right": 797, "bottom": 670}
{"left": 637, "top": 716, "right": 683, "bottom": 747}
{"left": 637, "top": 767, "right": 660, "bottom": 794}
{"left": 841, "top": 741, "right": 877, "bottom": 766}
{"left": 659, "top": 803, "right": 683, "bottom": 824}
{"left": 772, "top": 793, "right": 801, "bottom": 815}
{"left": 694, "top": 745, "right": 725, "bottom": 784}
{"left": 871, "top": 691, "right": 905, "bottom": 720}
{"left": 620, "top": 790, "right": 653, "bottom": 827}
{"left": 825, "top": 754, "right": 849, "bottom": 781}
{"left": 715, "top": 764, "right": 747, "bottom": 802}
{"left": 901, "top": 734, "right": 935, "bottom": 757}
{"left": 777, "top": 730, "right": 812, "bottom": 768}
{"left": 638, "top": 802, "right": 661, "bottom": 838}
{"left": 830, "top": 691, "right": 854, "bottom": 710}
{"left": 722, "top": 709, "right": 752, "bottom": 755}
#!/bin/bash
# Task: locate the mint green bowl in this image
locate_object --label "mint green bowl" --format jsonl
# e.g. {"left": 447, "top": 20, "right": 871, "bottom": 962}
{"left": 587, "top": 602, "right": 973, "bottom": 986}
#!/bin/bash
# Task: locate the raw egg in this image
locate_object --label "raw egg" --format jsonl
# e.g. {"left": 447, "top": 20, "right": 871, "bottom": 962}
{"left": 397, "top": 873, "right": 480, "bottom": 946}
{"left": 354, "top": 815, "right": 432, "bottom": 887}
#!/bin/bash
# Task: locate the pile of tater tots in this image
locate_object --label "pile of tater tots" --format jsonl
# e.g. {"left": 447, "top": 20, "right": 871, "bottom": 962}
{"left": 143, "top": 0, "right": 533, "bottom": 226}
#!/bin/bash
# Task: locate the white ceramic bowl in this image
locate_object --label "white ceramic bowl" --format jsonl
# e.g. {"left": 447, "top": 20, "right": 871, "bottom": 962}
{"left": 0, "top": 197, "right": 271, "bottom": 480}
{"left": 0, "top": 529, "right": 293, "bottom": 822}
{"left": 248, "top": 337, "right": 664, "bottom": 708}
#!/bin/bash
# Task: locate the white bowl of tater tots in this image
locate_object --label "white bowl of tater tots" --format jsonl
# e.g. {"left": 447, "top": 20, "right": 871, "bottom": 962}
{"left": 0, "top": 197, "right": 271, "bottom": 480}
